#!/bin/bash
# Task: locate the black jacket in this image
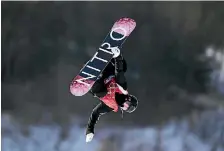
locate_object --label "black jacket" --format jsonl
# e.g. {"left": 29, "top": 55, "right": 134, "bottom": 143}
{"left": 86, "top": 56, "right": 127, "bottom": 134}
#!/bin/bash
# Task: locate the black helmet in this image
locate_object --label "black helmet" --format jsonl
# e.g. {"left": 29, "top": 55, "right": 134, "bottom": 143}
{"left": 122, "top": 94, "right": 138, "bottom": 113}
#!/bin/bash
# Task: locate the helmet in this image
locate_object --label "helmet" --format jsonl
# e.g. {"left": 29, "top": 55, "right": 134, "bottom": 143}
{"left": 122, "top": 94, "right": 138, "bottom": 113}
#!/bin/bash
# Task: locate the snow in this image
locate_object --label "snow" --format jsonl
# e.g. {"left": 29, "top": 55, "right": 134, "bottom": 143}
{"left": 2, "top": 111, "right": 224, "bottom": 151}
{"left": 205, "top": 46, "right": 224, "bottom": 93}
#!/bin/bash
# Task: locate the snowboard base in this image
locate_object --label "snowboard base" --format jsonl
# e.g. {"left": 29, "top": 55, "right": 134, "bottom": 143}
{"left": 70, "top": 17, "right": 136, "bottom": 96}
{"left": 70, "top": 75, "right": 94, "bottom": 96}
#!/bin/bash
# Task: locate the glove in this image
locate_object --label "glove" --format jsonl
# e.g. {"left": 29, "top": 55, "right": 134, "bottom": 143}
{"left": 86, "top": 133, "right": 94, "bottom": 143}
{"left": 111, "top": 47, "right": 120, "bottom": 58}
{"left": 86, "top": 125, "right": 94, "bottom": 143}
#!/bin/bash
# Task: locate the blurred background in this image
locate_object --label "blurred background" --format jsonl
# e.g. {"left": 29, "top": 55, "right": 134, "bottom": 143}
{"left": 1, "top": 1, "right": 224, "bottom": 151}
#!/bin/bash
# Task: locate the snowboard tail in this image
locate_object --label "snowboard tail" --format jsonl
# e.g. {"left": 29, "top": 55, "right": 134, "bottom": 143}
{"left": 70, "top": 17, "right": 136, "bottom": 96}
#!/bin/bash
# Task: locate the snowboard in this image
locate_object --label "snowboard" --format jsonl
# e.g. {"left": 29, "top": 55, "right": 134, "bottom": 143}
{"left": 70, "top": 17, "right": 136, "bottom": 96}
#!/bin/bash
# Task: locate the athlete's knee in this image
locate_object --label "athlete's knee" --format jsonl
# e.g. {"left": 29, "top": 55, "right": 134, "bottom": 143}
{"left": 91, "top": 79, "right": 106, "bottom": 93}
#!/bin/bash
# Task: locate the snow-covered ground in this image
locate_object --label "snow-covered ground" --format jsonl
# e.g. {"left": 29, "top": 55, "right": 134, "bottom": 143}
{"left": 2, "top": 110, "right": 224, "bottom": 151}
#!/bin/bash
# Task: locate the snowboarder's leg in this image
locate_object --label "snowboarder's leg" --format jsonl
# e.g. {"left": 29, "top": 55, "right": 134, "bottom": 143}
{"left": 90, "top": 60, "right": 116, "bottom": 97}
{"left": 90, "top": 78, "right": 107, "bottom": 97}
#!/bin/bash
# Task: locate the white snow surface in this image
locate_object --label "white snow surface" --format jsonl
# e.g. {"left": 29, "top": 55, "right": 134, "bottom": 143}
{"left": 2, "top": 110, "right": 224, "bottom": 151}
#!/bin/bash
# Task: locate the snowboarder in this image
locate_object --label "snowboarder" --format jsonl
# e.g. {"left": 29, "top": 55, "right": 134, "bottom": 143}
{"left": 85, "top": 49, "right": 138, "bottom": 143}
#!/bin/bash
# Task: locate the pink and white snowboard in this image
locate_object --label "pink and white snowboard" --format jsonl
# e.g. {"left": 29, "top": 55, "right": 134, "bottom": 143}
{"left": 70, "top": 17, "right": 136, "bottom": 96}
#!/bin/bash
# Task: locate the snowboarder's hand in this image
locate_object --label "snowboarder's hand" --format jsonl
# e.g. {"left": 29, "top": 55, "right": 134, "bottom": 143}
{"left": 86, "top": 133, "right": 94, "bottom": 143}
{"left": 111, "top": 47, "right": 120, "bottom": 58}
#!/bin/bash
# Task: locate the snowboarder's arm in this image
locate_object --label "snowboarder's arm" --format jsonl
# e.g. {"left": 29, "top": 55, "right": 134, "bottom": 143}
{"left": 114, "top": 56, "right": 128, "bottom": 90}
{"left": 86, "top": 102, "right": 112, "bottom": 134}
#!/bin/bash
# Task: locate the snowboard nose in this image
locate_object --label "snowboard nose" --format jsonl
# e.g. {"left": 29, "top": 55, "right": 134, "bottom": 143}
{"left": 111, "top": 17, "right": 136, "bottom": 37}
{"left": 70, "top": 75, "right": 94, "bottom": 96}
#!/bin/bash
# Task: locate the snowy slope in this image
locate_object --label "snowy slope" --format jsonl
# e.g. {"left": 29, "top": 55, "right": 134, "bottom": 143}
{"left": 2, "top": 111, "right": 224, "bottom": 151}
